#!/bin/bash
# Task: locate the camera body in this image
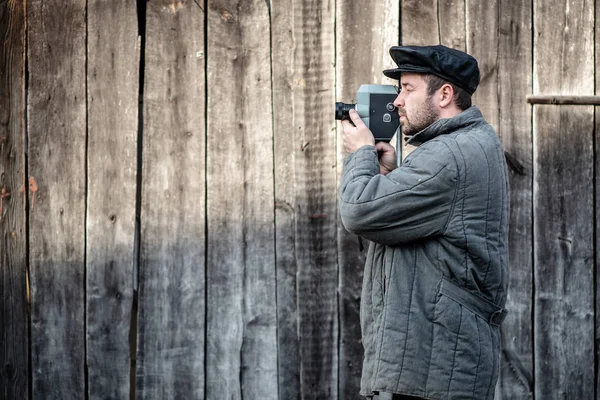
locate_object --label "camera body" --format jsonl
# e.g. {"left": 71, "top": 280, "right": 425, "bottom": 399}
{"left": 335, "top": 84, "right": 400, "bottom": 142}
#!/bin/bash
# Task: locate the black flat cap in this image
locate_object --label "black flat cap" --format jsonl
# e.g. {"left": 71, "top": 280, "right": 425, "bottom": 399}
{"left": 383, "top": 45, "right": 480, "bottom": 95}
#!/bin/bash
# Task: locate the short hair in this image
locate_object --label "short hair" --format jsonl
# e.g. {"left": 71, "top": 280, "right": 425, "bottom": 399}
{"left": 422, "top": 74, "right": 472, "bottom": 110}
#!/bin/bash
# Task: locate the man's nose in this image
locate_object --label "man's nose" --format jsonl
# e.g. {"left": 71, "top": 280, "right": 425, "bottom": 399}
{"left": 393, "top": 92, "right": 403, "bottom": 108}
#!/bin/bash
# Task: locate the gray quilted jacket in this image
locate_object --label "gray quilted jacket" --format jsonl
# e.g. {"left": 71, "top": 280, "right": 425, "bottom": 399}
{"left": 339, "top": 106, "right": 509, "bottom": 399}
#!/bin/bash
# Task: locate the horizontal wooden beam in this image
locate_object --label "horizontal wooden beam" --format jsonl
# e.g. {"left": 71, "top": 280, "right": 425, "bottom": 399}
{"left": 527, "top": 95, "right": 600, "bottom": 105}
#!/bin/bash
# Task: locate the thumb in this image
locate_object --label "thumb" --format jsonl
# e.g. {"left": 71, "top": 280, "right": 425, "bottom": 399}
{"left": 375, "top": 141, "right": 394, "bottom": 153}
{"left": 349, "top": 109, "right": 367, "bottom": 128}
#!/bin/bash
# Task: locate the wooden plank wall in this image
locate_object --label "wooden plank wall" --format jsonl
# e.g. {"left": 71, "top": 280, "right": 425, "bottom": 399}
{"left": 495, "top": 1, "right": 533, "bottom": 398}
{"left": 597, "top": 0, "right": 600, "bottom": 395}
{"left": 86, "top": 1, "right": 138, "bottom": 398}
{"left": 137, "top": 1, "right": 206, "bottom": 398}
{"left": 533, "top": 1, "right": 596, "bottom": 398}
{"left": 270, "top": 2, "right": 301, "bottom": 398}
{"left": 1, "top": 0, "right": 599, "bottom": 399}
{"left": 0, "top": 0, "right": 27, "bottom": 398}
{"left": 272, "top": 1, "right": 339, "bottom": 397}
{"left": 27, "top": 0, "right": 87, "bottom": 398}
{"left": 206, "top": 0, "right": 276, "bottom": 398}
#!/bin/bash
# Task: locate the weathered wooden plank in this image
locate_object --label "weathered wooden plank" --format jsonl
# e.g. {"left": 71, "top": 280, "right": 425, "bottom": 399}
{"left": 494, "top": 1, "right": 533, "bottom": 398}
{"left": 86, "top": 1, "right": 138, "bottom": 398}
{"left": 270, "top": 2, "right": 300, "bottom": 398}
{"left": 596, "top": 0, "right": 600, "bottom": 397}
{"left": 403, "top": 0, "right": 465, "bottom": 49}
{"left": 271, "top": 0, "right": 338, "bottom": 398}
{"left": 439, "top": 0, "right": 466, "bottom": 50}
{"left": 533, "top": 105, "right": 594, "bottom": 398}
{"left": 533, "top": 0, "right": 595, "bottom": 398}
{"left": 135, "top": 1, "right": 206, "bottom": 398}
{"left": 401, "top": 0, "right": 438, "bottom": 45}
{"left": 335, "top": 1, "right": 399, "bottom": 397}
{"left": 27, "top": 0, "right": 87, "bottom": 398}
{"left": 467, "top": 0, "right": 500, "bottom": 131}
{"left": 0, "top": 0, "right": 28, "bottom": 398}
{"left": 206, "top": 1, "right": 277, "bottom": 398}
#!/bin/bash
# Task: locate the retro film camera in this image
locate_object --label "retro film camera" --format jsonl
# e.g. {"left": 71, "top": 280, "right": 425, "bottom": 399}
{"left": 335, "top": 84, "right": 400, "bottom": 143}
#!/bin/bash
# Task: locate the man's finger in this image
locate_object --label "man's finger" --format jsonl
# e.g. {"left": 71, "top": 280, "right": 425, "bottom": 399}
{"left": 341, "top": 119, "right": 355, "bottom": 131}
{"left": 349, "top": 109, "right": 367, "bottom": 128}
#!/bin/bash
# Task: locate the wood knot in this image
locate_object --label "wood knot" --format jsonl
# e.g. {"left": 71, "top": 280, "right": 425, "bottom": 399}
{"left": 220, "top": 9, "right": 233, "bottom": 21}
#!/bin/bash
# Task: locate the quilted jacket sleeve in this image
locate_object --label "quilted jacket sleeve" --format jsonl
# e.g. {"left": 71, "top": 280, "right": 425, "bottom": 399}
{"left": 339, "top": 142, "right": 458, "bottom": 246}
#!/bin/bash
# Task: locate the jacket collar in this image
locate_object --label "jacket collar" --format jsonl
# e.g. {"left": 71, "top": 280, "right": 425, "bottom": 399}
{"left": 406, "top": 106, "right": 484, "bottom": 146}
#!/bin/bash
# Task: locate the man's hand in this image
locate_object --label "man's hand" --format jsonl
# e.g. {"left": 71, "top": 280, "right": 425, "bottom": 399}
{"left": 341, "top": 109, "right": 375, "bottom": 153}
{"left": 375, "top": 141, "right": 397, "bottom": 175}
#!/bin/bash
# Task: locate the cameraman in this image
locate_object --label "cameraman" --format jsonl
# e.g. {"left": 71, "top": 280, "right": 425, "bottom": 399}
{"left": 339, "top": 45, "right": 509, "bottom": 400}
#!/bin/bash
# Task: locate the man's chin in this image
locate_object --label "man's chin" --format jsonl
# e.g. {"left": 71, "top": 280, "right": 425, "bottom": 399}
{"left": 400, "top": 124, "right": 415, "bottom": 136}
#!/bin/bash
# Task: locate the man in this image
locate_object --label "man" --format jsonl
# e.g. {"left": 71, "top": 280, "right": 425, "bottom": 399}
{"left": 338, "top": 45, "right": 509, "bottom": 400}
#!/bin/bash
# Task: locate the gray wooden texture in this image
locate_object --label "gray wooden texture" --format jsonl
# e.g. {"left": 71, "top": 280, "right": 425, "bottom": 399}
{"left": 402, "top": 0, "right": 438, "bottom": 45}
{"left": 597, "top": 2, "right": 600, "bottom": 398}
{"left": 135, "top": 0, "right": 206, "bottom": 398}
{"left": 490, "top": 1, "right": 535, "bottom": 398}
{"left": 494, "top": 1, "right": 534, "bottom": 398}
{"left": 271, "top": 0, "right": 339, "bottom": 398}
{"left": 271, "top": 1, "right": 301, "bottom": 398}
{"left": 533, "top": 0, "right": 595, "bottom": 399}
{"left": 335, "top": 2, "right": 399, "bottom": 397}
{"left": 27, "top": 0, "right": 87, "bottom": 398}
{"left": 403, "top": 0, "right": 466, "bottom": 50}
{"left": 401, "top": 5, "right": 465, "bottom": 58}
{"left": 439, "top": 0, "right": 466, "bottom": 50}
{"left": 206, "top": 0, "right": 277, "bottom": 398}
{"left": 271, "top": 1, "right": 301, "bottom": 397}
{"left": 86, "top": 1, "right": 138, "bottom": 398}
{"left": 0, "top": 0, "right": 28, "bottom": 398}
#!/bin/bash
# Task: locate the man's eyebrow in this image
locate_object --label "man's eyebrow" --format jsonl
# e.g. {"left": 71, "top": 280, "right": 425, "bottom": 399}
{"left": 401, "top": 82, "right": 415, "bottom": 88}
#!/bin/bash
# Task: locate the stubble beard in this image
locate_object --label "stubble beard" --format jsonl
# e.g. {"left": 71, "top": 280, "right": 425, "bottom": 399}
{"left": 400, "top": 95, "right": 440, "bottom": 137}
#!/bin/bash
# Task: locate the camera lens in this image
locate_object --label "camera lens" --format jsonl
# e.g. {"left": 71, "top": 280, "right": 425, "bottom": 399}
{"left": 335, "top": 102, "right": 355, "bottom": 120}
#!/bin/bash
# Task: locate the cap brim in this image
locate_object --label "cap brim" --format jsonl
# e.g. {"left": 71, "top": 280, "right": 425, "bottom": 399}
{"left": 382, "top": 68, "right": 402, "bottom": 79}
{"left": 383, "top": 65, "right": 434, "bottom": 80}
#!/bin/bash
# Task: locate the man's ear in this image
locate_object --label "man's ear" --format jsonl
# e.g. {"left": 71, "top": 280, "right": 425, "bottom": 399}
{"left": 438, "top": 83, "right": 454, "bottom": 108}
